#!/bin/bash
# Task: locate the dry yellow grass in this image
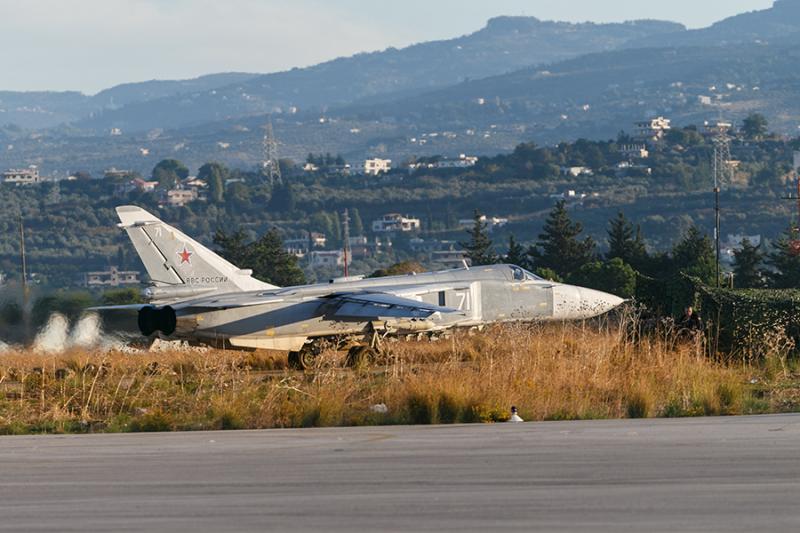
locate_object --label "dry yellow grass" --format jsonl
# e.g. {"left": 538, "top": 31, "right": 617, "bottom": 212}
{"left": 0, "top": 317, "right": 792, "bottom": 434}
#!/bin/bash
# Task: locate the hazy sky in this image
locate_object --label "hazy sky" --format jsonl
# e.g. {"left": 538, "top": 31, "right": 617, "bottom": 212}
{"left": 0, "top": 0, "right": 775, "bottom": 94}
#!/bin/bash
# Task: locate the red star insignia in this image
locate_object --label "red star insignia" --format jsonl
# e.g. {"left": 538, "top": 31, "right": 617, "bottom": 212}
{"left": 177, "top": 246, "right": 192, "bottom": 264}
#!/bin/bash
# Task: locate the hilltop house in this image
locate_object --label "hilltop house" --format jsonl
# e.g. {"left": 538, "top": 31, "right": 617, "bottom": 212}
{"left": 371, "top": 213, "right": 421, "bottom": 233}
{"left": 3, "top": 166, "right": 42, "bottom": 185}
{"left": 84, "top": 266, "right": 141, "bottom": 288}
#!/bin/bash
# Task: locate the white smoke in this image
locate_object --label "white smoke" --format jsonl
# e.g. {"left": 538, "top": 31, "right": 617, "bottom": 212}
{"left": 69, "top": 312, "right": 101, "bottom": 347}
{"left": 33, "top": 313, "right": 70, "bottom": 353}
{"left": 0, "top": 340, "right": 9, "bottom": 354}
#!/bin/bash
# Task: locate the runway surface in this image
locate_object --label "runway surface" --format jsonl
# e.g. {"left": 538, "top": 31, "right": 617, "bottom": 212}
{"left": 0, "top": 415, "right": 799, "bottom": 532}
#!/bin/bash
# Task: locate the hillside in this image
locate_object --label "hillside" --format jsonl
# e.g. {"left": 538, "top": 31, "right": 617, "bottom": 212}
{"left": 68, "top": 17, "right": 684, "bottom": 132}
{"left": 625, "top": 0, "right": 800, "bottom": 48}
{"left": 0, "top": 73, "right": 260, "bottom": 130}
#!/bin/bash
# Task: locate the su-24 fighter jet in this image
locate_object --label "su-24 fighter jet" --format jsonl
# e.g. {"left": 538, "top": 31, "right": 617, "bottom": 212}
{"left": 94, "top": 206, "right": 625, "bottom": 368}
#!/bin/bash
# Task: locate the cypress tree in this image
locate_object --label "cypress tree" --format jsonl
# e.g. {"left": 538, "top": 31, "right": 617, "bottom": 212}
{"left": 460, "top": 210, "right": 497, "bottom": 266}
{"left": 214, "top": 228, "right": 305, "bottom": 286}
{"left": 528, "top": 201, "right": 596, "bottom": 278}
{"left": 606, "top": 211, "right": 647, "bottom": 269}
{"left": 671, "top": 226, "right": 715, "bottom": 285}
{"left": 765, "top": 230, "right": 800, "bottom": 288}
{"left": 505, "top": 234, "right": 528, "bottom": 268}
{"left": 732, "top": 238, "right": 764, "bottom": 288}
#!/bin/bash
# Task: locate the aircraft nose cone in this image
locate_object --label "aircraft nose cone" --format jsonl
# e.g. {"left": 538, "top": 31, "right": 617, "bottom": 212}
{"left": 552, "top": 285, "right": 625, "bottom": 320}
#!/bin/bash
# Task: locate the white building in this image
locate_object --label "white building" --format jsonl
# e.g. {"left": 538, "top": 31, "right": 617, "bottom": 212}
{"left": 560, "top": 166, "right": 594, "bottom": 177}
{"left": 371, "top": 213, "right": 421, "bottom": 233}
{"left": 433, "top": 154, "right": 479, "bottom": 169}
{"left": 3, "top": 166, "right": 42, "bottom": 185}
{"left": 431, "top": 248, "right": 468, "bottom": 269}
{"left": 635, "top": 116, "right": 671, "bottom": 141}
{"left": 84, "top": 266, "right": 141, "bottom": 287}
{"left": 309, "top": 250, "right": 344, "bottom": 268}
{"left": 458, "top": 215, "right": 509, "bottom": 232}
{"left": 619, "top": 144, "right": 649, "bottom": 159}
{"left": 165, "top": 187, "right": 199, "bottom": 207}
{"left": 362, "top": 158, "right": 392, "bottom": 176}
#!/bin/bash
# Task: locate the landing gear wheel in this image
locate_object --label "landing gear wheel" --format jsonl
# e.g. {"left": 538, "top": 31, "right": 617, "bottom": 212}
{"left": 346, "top": 346, "right": 375, "bottom": 369}
{"left": 288, "top": 345, "right": 319, "bottom": 370}
{"left": 299, "top": 348, "right": 317, "bottom": 370}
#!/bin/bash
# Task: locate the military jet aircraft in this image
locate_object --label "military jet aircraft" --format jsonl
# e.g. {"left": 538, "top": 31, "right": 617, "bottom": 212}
{"left": 95, "top": 206, "right": 624, "bottom": 368}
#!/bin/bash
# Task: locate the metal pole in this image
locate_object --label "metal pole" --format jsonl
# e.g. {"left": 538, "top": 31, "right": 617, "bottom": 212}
{"left": 19, "top": 216, "right": 30, "bottom": 341}
{"left": 342, "top": 209, "right": 350, "bottom": 278}
{"left": 715, "top": 185, "right": 721, "bottom": 288}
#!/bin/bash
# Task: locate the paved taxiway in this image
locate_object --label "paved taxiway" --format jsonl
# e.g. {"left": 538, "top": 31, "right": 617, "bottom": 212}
{"left": 0, "top": 415, "right": 799, "bottom": 531}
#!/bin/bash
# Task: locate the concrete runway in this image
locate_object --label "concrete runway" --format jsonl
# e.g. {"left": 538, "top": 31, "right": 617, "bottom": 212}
{"left": 0, "top": 415, "right": 799, "bottom": 532}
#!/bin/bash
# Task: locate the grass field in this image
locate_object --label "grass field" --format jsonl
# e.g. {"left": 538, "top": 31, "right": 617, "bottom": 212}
{"left": 0, "top": 315, "right": 797, "bottom": 434}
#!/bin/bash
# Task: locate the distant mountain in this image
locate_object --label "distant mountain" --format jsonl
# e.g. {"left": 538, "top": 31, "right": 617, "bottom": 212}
{"left": 74, "top": 17, "right": 684, "bottom": 132}
{"left": 0, "top": 91, "right": 92, "bottom": 130}
{"left": 324, "top": 38, "right": 800, "bottom": 154}
{"left": 92, "top": 72, "right": 260, "bottom": 108}
{"left": 626, "top": 0, "right": 800, "bottom": 47}
{"left": 0, "top": 73, "right": 259, "bottom": 130}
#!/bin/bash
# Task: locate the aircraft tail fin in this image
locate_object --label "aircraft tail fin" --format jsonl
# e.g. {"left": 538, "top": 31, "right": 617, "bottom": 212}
{"left": 115, "top": 206, "right": 277, "bottom": 295}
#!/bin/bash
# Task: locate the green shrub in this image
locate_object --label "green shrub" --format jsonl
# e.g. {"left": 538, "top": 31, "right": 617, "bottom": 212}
{"left": 626, "top": 392, "right": 649, "bottom": 419}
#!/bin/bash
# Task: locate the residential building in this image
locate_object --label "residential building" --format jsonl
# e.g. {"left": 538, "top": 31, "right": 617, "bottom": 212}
{"left": 284, "top": 232, "right": 327, "bottom": 257}
{"left": 560, "top": 166, "right": 594, "bottom": 177}
{"left": 347, "top": 235, "right": 389, "bottom": 259}
{"left": 361, "top": 158, "right": 392, "bottom": 176}
{"left": 433, "top": 154, "right": 479, "bottom": 169}
{"left": 615, "top": 161, "right": 652, "bottom": 177}
{"left": 104, "top": 167, "right": 132, "bottom": 180}
{"left": 431, "top": 247, "right": 468, "bottom": 269}
{"left": 309, "top": 250, "right": 344, "bottom": 268}
{"left": 371, "top": 213, "right": 421, "bottom": 233}
{"left": 619, "top": 144, "right": 649, "bottom": 159}
{"left": 3, "top": 166, "right": 42, "bottom": 185}
{"left": 115, "top": 177, "right": 158, "bottom": 196}
{"left": 458, "top": 215, "right": 509, "bottom": 232}
{"left": 635, "top": 116, "right": 671, "bottom": 141}
{"left": 84, "top": 266, "right": 141, "bottom": 288}
{"left": 165, "top": 187, "right": 199, "bottom": 207}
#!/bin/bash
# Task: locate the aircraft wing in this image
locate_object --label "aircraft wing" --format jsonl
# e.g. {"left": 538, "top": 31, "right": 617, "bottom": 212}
{"left": 88, "top": 304, "right": 152, "bottom": 311}
{"left": 326, "top": 291, "right": 460, "bottom": 320}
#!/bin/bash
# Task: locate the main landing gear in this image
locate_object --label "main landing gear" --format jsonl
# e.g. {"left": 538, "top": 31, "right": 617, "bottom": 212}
{"left": 287, "top": 328, "right": 389, "bottom": 370}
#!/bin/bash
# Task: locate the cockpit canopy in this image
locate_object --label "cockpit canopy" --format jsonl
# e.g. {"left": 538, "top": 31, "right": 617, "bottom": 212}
{"left": 509, "top": 265, "right": 543, "bottom": 282}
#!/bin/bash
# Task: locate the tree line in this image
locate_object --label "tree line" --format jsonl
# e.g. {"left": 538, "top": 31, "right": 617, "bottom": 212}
{"left": 461, "top": 201, "right": 800, "bottom": 300}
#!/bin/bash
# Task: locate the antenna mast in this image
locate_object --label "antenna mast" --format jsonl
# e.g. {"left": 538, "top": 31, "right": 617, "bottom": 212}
{"left": 711, "top": 121, "right": 732, "bottom": 287}
{"left": 262, "top": 120, "right": 282, "bottom": 187}
{"left": 342, "top": 208, "right": 350, "bottom": 278}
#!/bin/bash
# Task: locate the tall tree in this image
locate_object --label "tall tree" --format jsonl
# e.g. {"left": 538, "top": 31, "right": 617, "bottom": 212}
{"left": 732, "top": 238, "right": 764, "bottom": 288}
{"left": 152, "top": 159, "right": 189, "bottom": 189}
{"left": 504, "top": 234, "right": 528, "bottom": 268}
{"left": 606, "top": 211, "right": 647, "bottom": 269}
{"left": 213, "top": 229, "right": 250, "bottom": 268}
{"left": 350, "top": 208, "right": 364, "bottom": 236}
{"left": 765, "top": 230, "right": 800, "bottom": 289}
{"left": 741, "top": 113, "right": 769, "bottom": 140}
{"left": 268, "top": 183, "right": 296, "bottom": 212}
{"left": 214, "top": 228, "right": 305, "bottom": 287}
{"left": 250, "top": 229, "right": 306, "bottom": 286}
{"left": 671, "top": 226, "right": 715, "bottom": 284}
{"left": 529, "top": 201, "right": 596, "bottom": 278}
{"left": 460, "top": 210, "right": 497, "bottom": 266}
{"left": 198, "top": 162, "right": 228, "bottom": 204}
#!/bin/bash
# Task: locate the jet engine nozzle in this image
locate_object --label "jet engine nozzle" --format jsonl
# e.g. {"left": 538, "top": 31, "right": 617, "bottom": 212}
{"left": 138, "top": 306, "right": 177, "bottom": 336}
